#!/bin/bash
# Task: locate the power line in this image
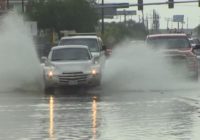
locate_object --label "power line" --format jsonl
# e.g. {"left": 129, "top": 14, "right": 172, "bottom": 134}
{"left": 129, "top": 0, "right": 200, "bottom": 7}
{"left": 99, "top": 1, "right": 200, "bottom": 8}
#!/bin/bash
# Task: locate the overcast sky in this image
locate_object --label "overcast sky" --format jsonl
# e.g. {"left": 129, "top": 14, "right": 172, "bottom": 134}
{"left": 98, "top": 0, "right": 200, "bottom": 29}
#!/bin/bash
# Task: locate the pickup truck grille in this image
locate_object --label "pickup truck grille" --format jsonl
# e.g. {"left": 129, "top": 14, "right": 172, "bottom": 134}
{"left": 58, "top": 72, "right": 89, "bottom": 84}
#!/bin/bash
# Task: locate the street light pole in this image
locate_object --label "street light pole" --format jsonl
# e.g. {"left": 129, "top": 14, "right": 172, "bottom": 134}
{"left": 101, "top": 0, "right": 104, "bottom": 35}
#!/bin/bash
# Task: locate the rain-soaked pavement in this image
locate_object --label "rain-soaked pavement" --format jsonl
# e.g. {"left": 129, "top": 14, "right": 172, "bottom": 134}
{"left": 1, "top": 87, "right": 200, "bottom": 140}
{"left": 1, "top": 11, "right": 200, "bottom": 140}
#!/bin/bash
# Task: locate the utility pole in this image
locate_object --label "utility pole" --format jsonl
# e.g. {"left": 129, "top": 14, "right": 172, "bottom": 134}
{"left": 22, "top": 0, "right": 24, "bottom": 13}
{"left": 146, "top": 15, "right": 149, "bottom": 32}
{"left": 178, "top": 22, "right": 180, "bottom": 32}
{"left": 167, "top": 19, "right": 169, "bottom": 30}
{"left": 124, "top": 9, "right": 127, "bottom": 24}
{"left": 152, "top": 10, "right": 155, "bottom": 31}
{"left": 120, "top": 15, "right": 122, "bottom": 22}
{"left": 165, "top": 18, "right": 171, "bottom": 30}
{"left": 142, "top": 10, "right": 144, "bottom": 24}
{"left": 181, "top": 21, "right": 184, "bottom": 30}
{"left": 101, "top": 0, "right": 104, "bottom": 35}
{"left": 7, "top": 0, "right": 9, "bottom": 10}
{"left": 171, "top": 20, "right": 173, "bottom": 29}
{"left": 138, "top": 15, "right": 141, "bottom": 23}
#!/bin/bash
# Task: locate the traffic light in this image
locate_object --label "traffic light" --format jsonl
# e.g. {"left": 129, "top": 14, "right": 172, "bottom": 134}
{"left": 138, "top": 0, "right": 143, "bottom": 11}
{"left": 168, "top": 0, "right": 174, "bottom": 8}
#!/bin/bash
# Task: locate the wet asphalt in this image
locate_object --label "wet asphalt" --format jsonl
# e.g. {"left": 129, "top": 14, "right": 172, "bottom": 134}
{"left": 1, "top": 87, "right": 200, "bottom": 140}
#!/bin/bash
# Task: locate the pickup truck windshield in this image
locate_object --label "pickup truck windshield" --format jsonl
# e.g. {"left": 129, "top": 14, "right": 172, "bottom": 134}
{"left": 59, "top": 38, "right": 99, "bottom": 52}
{"left": 51, "top": 48, "right": 90, "bottom": 61}
{"left": 146, "top": 37, "right": 190, "bottom": 49}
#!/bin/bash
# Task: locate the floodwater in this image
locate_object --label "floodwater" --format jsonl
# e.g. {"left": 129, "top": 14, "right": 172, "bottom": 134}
{"left": 1, "top": 11, "right": 200, "bottom": 140}
{"left": 1, "top": 88, "right": 200, "bottom": 140}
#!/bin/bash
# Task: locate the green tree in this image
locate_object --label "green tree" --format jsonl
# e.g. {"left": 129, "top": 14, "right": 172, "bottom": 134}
{"left": 102, "top": 21, "right": 148, "bottom": 48}
{"left": 27, "top": 0, "right": 98, "bottom": 33}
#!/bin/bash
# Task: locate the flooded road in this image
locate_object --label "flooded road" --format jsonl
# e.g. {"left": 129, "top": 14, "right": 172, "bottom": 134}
{"left": 1, "top": 88, "right": 200, "bottom": 140}
{"left": 1, "top": 7, "right": 200, "bottom": 140}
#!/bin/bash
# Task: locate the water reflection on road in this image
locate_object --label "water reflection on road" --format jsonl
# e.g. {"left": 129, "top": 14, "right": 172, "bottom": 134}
{"left": 0, "top": 88, "right": 200, "bottom": 139}
{"left": 92, "top": 96, "right": 97, "bottom": 140}
{"left": 49, "top": 96, "right": 55, "bottom": 140}
{"left": 47, "top": 93, "right": 98, "bottom": 140}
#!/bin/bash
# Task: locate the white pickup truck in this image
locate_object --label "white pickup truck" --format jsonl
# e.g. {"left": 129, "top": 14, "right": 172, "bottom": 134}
{"left": 42, "top": 45, "right": 102, "bottom": 91}
{"left": 59, "top": 34, "right": 106, "bottom": 69}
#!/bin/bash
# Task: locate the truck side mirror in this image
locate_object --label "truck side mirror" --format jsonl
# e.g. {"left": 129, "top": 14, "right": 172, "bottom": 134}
{"left": 41, "top": 56, "right": 47, "bottom": 63}
{"left": 91, "top": 55, "right": 99, "bottom": 64}
{"left": 193, "top": 44, "right": 200, "bottom": 55}
{"left": 102, "top": 45, "right": 106, "bottom": 51}
{"left": 193, "top": 44, "right": 200, "bottom": 50}
{"left": 191, "top": 44, "right": 196, "bottom": 48}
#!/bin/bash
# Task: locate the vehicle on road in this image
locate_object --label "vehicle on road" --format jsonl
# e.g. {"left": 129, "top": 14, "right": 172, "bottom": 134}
{"left": 189, "top": 37, "right": 200, "bottom": 45}
{"left": 59, "top": 33, "right": 107, "bottom": 65}
{"left": 146, "top": 33, "right": 200, "bottom": 80}
{"left": 42, "top": 45, "right": 102, "bottom": 91}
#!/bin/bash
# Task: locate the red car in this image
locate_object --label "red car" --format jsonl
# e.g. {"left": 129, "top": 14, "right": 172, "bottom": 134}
{"left": 146, "top": 33, "right": 199, "bottom": 80}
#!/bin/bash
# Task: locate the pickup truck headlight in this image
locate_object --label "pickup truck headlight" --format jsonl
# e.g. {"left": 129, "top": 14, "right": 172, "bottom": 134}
{"left": 48, "top": 70, "right": 54, "bottom": 78}
{"left": 47, "top": 67, "right": 57, "bottom": 78}
{"left": 91, "top": 69, "right": 97, "bottom": 75}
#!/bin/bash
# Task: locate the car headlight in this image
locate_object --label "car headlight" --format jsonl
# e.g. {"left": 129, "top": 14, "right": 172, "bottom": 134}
{"left": 91, "top": 69, "right": 97, "bottom": 75}
{"left": 47, "top": 67, "right": 57, "bottom": 78}
{"left": 48, "top": 70, "right": 54, "bottom": 78}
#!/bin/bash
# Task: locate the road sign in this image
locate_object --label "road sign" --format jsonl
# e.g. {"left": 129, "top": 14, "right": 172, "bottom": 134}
{"left": 117, "top": 10, "right": 136, "bottom": 15}
{"left": 104, "top": 7, "right": 117, "bottom": 16}
{"left": 173, "top": 15, "right": 184, "bottom": 22}
{"left": 96, "top": 3, "right": 129, "bottom": 8}
{"left": 97, "top": 7, "right": 116, "bottom": 19}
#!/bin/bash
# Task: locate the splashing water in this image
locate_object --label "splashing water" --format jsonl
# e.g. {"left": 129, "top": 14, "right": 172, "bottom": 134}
{"left": 102, "top": 40, "right": 200, "bottom": 92}
{"left": 0, "top": 12, "right": 43, "bottom": 92}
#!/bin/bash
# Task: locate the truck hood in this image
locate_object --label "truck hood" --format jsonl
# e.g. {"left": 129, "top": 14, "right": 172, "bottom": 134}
{"left": 50, "top": 61, "right": 93, "bottom": 73}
